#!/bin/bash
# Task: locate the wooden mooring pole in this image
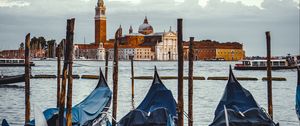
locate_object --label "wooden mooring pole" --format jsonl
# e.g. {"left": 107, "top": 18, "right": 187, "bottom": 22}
{"left": 105, "top": 50, "right": 109, "bottom": 80}
{"left": 112, "top": 26, "right": 122, "bottom": 126}
{"left": 24, "top": 33, "right": 31, "bottom": 124}
{"left": 56, "top": 43, "right": 62, "bottom": 108}
{"left": 59, "top": 19, "right": 75, "bottom": 126}
{"left": 266, "top": 31, "right": 273, "bottom": 118}
{"left": 130, "top": 55, "right": 135, "bottom": 109}
{"left": 66, "top": 18, "right": 75, "bottom": 126}
{"left": 177, "top": 18, "right": 184, "bottom": 126}
{"left": 59, "top": 41, "right": 68, "bottom": 126}
{"left": 188, "top": 37, "right": 194, "bottom": 126}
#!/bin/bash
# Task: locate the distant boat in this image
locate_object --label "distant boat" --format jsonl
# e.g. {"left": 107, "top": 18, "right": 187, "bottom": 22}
{"left": 0, "top": 59, "right": 35, "bottom": 67}
{"left": 234, "top": 56, "right": 300, "bottom": 70}
{"left": 118, "top": 67, "right": 177, "bottom": 126}
{"left": 0, "top": 74, "right": 25, "bottom": 85}
{"left": 204, "top": 58, "right": 225, "bottom": 61}
{"left": 209, "top": 66, "right": 278, "bottom": 126}
{"left": 296, "top": 67, "right": 300, "bottom": 120}
{"left": 27, "top": 68, "right": 112, "bottom": 126}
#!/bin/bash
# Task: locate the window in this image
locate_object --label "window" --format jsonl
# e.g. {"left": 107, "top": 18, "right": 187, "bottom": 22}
{"left": 243, "top": 61, "right": 250, "bottom": 65}
{"left": 280, "top": 61, "right": 286, "bottom": 66}
{"left": 252, "top": 62, "right": 258, "bottom": 66}
{"left": 273, "top": 61, "right": 279, "bottom": 66}
{"left": 259, "top": 62, "right": 266, "bottom": 67}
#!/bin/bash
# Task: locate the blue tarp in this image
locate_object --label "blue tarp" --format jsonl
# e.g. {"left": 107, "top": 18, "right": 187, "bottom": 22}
{"left": 29, "top": 69, "right": 112, "bottom": 126}
{"left": 118, "top": 68, "right": 177, "bottom": 126}
{"left": 296, "top": 67, "right": 300, "bottom": 120}
{"left": 210, "top": 66, "right": 278, "bottom": 126}
{"left": 1, "top": 119, "right": 9, "bottom": 126}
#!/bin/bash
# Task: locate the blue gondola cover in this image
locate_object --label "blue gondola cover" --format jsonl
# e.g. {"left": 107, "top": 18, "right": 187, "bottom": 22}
{"left": 210, "top": 66, "right": 278, "bottom": 126}
{"left": 1, "top": 119, "right": 9, "bottom": 126}
{"left": 28, "top": 69, "right": 112, "bottom": 126}
{"left": 118, "top": 68, "right": 177, "bottom": 126}
{"left": 296, "top": 67, "right": 300, "bottom": 120}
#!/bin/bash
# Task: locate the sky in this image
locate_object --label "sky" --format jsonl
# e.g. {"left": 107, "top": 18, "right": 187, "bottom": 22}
{"left": 0, "top": 0, "right": 299, "bottom": 56}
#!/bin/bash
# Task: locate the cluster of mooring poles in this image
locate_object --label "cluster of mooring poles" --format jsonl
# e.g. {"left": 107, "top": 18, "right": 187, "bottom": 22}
{"left": 24, "top": 18, "right": 75, "bottom": 126}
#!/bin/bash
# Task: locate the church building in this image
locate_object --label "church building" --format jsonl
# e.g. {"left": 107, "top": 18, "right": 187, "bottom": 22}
{"left": 120, "top": 17, "right": 178, "bottom": 60}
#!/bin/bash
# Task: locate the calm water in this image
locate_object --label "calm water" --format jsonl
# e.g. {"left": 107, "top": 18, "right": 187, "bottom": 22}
{"left": 0, "top": 61, "right": 298, "bottom": 125}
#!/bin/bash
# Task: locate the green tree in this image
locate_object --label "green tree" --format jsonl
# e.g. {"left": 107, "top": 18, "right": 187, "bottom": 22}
{"left": 38, "top": 36, "right": 47, "bottom": 49}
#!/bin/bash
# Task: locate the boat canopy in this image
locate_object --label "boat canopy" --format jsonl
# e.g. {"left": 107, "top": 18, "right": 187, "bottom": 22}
{"left": 210, "top": 66, "right": 278, "bottom": 126}
{"left": 118, "top": 67, "right": 177, "bottom": 126}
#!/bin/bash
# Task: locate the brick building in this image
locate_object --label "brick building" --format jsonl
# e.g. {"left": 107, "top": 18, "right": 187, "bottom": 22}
{"left": 74, "top": 43, "right": 105, "bottom": 60}
{"left": 183, "top": 40, "right": 245, "bottom": 61}
{"left": 0, "top": 49, "right": 24, "bottom": 59}
{"left": 0, "top": 49, "right": 45, "bottom": 59}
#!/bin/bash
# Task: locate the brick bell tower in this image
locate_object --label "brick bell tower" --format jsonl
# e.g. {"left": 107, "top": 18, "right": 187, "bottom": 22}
{"left": 95, "top": 0, "right": 106, "bottom": 44}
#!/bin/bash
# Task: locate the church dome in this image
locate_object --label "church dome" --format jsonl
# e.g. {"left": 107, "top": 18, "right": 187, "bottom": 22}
{"left": 138, "top": 17, "right": 153, "bottom": 35}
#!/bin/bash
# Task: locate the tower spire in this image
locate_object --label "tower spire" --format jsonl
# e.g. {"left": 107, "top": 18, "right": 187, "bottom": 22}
{"left": 129, "top": 25, "right": 133, "bottom": 34}
{"left": 144, "top": 16, "right": 148, "bottom": 24}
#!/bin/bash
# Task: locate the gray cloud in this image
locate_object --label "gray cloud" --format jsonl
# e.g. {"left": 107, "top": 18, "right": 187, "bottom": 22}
{"left": 0, "top": 0, "right": 299, "bottom": 56}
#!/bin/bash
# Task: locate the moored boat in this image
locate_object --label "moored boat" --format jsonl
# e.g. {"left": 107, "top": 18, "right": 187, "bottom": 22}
{"left": 210, "top": 66, "right": 279, "bottom": 126}
{"left": 0, "top": 59, "right": 35, "bottom": 67}
{"left": 0, "top": 74, "right": 25, "bottom": 85}
{"left": 234, "top": 57, "right": 300, "bottom": 70}
{"left": 118, "top": 67, "right": 177, "bottom": 126}
{"left": 27, "top": 68, "right": 112, "bottom": 126}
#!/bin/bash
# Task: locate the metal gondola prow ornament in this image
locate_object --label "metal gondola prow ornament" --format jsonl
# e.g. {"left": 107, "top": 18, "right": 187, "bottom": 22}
{"left": 97, "top": 67, "right": 109, "bottom": 88}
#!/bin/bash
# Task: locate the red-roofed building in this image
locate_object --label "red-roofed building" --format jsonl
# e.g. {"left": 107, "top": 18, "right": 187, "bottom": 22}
{"left": 74, "top": 43, "right": 105, "bottom": 60}
{"left": 183, "top": 40, "right": 245, "bottom": 61}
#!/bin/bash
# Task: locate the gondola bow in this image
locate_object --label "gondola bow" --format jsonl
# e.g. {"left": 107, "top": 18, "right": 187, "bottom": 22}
{"left": 118, "top": 67, "right": 177, "bottom": 126}
{"left": 210, "top": 66, "right": 278, "bottom": 126}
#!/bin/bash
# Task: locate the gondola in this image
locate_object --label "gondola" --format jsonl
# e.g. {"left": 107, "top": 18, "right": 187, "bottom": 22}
{"left": 210, "top": 66, "right": 279, "bottom": 126}
{"left": 296, "top": 67, "right": 300, "bottom": 120}
{"left": 0, "top": 74, "right": 25, "bottom": 85}
{"left": 27, "top": 68, "right": 112, "bottom": 126}
{"left": 118, "top": 67, "right": 177, "bottom": 126}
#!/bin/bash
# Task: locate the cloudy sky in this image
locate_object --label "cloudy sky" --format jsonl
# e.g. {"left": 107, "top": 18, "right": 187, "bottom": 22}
{"left": 0, "top": 0, "right": 299, "bottom": 56}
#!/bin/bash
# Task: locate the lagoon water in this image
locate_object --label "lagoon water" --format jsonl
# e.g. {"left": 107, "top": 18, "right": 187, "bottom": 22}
{"left": 0, "top": 61, "right": 298, "bottom": 125}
